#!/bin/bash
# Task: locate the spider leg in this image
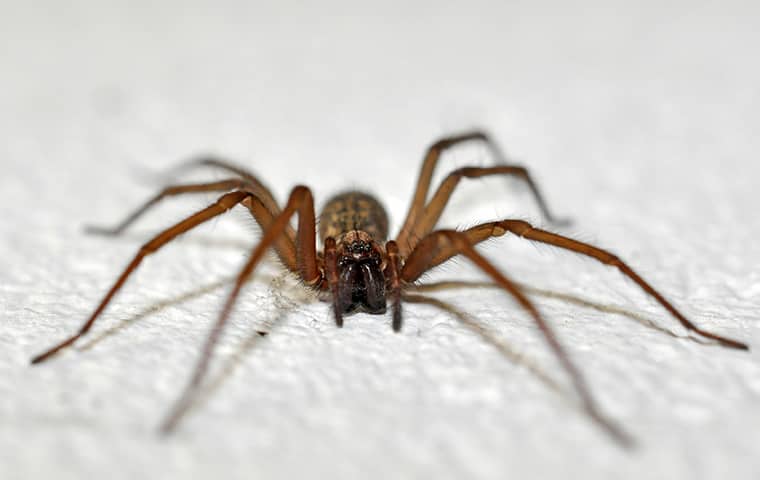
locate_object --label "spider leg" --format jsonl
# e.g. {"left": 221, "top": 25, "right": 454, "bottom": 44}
{"left": 398, "top": 131, "right": 490, "bottom": 243}
{"left": 160, "top": 186, "right": 320, "bottom": 433}
{"left": 240, "top": 194, "right": 298, "bottom": 273}
{"left": 385, "top": 240, "right": 403, "bottom": 331}
{"left": 30, "top": 191, "right": 253, "bottom": 364}
{"left": 418, "top": 220, "right": 749, "bottom": 350}
{"left": 86, "top": 175, "right": 301, "bottom": 273}
{"left": 400, "top": 165, "right": 566, "bottom": 256}
{"left": 401, "top": 230, "right": 632, "bottom": 446}
{"left": 86, "top": 178, "right": 256, "bottom": 235}
{"left": 397, "top": 131, "right": 565, "bottom": 255}
{"left": 169, "top": 157, "right": 282, "bottom": 215}
{"left": 323, "top": 236, "right": 343, "bottom": 327}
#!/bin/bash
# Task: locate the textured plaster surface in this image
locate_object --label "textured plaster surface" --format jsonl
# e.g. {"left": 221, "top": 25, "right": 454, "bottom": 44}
{"left": 1, "top": 1, "right": 759, "bottom": 479}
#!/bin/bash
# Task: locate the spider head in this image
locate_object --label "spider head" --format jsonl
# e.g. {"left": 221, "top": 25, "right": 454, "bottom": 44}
{"left": 335, "top": 231, "right": 387, "bottom": 315}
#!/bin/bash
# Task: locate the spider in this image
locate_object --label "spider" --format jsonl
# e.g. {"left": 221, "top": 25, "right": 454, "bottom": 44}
{"left": 31, "top": 131, "right": 748, "bottom": 444}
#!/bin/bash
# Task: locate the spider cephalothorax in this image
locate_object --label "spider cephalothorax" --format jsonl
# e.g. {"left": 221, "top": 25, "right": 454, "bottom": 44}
{"left": 31, "top": 130, "right": 749, "bottom": 442}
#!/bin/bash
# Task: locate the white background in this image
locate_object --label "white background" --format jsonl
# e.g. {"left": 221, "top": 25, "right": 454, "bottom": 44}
{"left": 1, "top": 1, "right": 759, "bottom": 479}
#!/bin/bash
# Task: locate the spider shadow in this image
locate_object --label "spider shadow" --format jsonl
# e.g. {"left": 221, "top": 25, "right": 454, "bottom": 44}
{"left": 83, "top": 228, "right": 253, "bottom": 252}
{"left": 404, "top": 279, "right": 714, "bottom": 445}
{"left": 180, "top": 277, "right": 686, "bottom": 434}
{"left": 75, "top": 275, "right": 241, "bottom": 353}
{"left": 160, "top": 273, "right": 317, "bottom": 430}
{"left": 71, "top": 262, "right": 309, "bottom": 430}
{"left": 402, "top": 292, "right": 566, "bottom": 395}
{"left": 75, "top": 226, "right": 283, "bottom": 353}
{"left": 76, "top": 214, "right": 284, "bottom": 353}
{"left": 75, "top": 256, "right": 293, "bottom": 355}
{"left": 71, "top": 263, "right": 703, "bottom": 435}
{"left": 409, "top": 280, "right": 711, "bottom": 346}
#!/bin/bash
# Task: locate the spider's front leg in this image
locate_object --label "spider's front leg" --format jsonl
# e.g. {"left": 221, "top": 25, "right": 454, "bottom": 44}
{"left": 424, "top": 220, "right": 749, "bottom": 350}
{"left": 30, "top": 190, "right": 253, "bottom": 364}
{"left": 160, "top": 185, "right": 321, "bottom": 433}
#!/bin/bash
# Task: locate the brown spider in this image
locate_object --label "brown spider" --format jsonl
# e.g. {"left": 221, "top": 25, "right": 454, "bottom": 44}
{"left": 31, "top": 131, "right": 748, "bottom": 444}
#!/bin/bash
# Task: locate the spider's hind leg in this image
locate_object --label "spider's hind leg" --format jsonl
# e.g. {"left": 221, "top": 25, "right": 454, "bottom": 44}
{"left": 397, "top": 130, "right": 568, "bottom": 256}
{"left": 86, "top": 179, "right": 253, "bottom": 236}
{"left": 88, "top": 155, "right": 287, "bottom": 236}
{"left": 402, "top": 164, "right": 569, "bottom": 255}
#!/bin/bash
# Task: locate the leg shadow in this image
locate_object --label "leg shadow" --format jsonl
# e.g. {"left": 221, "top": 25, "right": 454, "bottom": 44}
{"left": 159, "top": 273, "right": 319, "bottom": 432}
{"left": 76, "top": 270, "right": 280, "bottom": 353}
{"left": 402, "top": 292, "right": 565, "bottom": 394}
{"left": 409, "top": 280, "right": 711, "bottom": 345}
{"left": 403, "top": 291, "right": 634, "bottom": 447}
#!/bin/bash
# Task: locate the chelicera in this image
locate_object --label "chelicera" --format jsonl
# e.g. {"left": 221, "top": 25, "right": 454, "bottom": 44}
{"left": 31, "top": 131, "right": 748, "bottom": 443}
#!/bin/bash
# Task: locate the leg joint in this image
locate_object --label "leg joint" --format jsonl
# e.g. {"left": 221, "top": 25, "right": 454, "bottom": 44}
{"left": 451, "top": 167, "right": 480, "bottom": 177}
{"left": 429, "top": 132, "right": 489, "bottom": 153}
{"left": 290, "top": 185, "right": 313, "bottom": 202}
{"left": 499, "top": 219, "right": 533, "bottom": 235}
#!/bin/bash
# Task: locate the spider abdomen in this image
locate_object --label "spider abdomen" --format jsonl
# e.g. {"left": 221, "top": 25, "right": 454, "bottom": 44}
{"left": 318, "top": 190, "right": 389, "bottom": 242}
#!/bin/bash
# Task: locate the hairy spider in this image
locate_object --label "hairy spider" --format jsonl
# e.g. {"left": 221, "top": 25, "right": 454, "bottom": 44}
{"left": 31, "top": 131, "right": 748, "bottom": 443}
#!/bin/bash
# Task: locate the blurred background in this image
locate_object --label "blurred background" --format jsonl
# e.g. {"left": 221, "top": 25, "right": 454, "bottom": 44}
{"left": 1, "top": 1, "right": 759, "bottom": 479}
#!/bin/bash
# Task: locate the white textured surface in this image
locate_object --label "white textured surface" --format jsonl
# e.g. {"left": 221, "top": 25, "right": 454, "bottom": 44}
{"left": 2, "top": 1, "right": 759, "bottom": 479}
